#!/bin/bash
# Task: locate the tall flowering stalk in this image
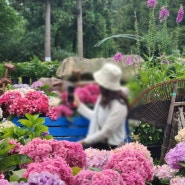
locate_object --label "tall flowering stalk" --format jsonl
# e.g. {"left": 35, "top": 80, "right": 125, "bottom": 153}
{"left": 159, "top": 6, "right": 170, "bottom": 54}
{"left": 175, "top": 5, "right": 184, "bottom": 51}
{"left": 147, "top": 0, "right": 157, "bottom": 57}
{"left": 134, "top": 11, "right": 140, "bottom": 55}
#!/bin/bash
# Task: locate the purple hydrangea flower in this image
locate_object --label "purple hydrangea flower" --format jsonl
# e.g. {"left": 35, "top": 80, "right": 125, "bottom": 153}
{"left": 13, "top": 84, "right": 30, "bottom": 89}
{"left": 147, "top": 0, "right": 157, "bottom": 8}
{"left": 166, "top": 60, "right": 170, "bottom": 65}
{"left": 24, "top": 171, "right": 66, "bottom": 185}
{"left": 165, "top": 142, "right": 185, "bottom": 169}
{"left": 159, "top": 6, "right": 170, "bottom": 22}
{"left": 113, "top": 52, "right": 123, "bottom": 63}
{"left": 31, "top": 81, "right": 44, "bottom": 89}
{"left": 41, "top": 131, "right": 50, "bottom": 138}
{"left": 176, "top": 5, "right": 184, "bottom": 23}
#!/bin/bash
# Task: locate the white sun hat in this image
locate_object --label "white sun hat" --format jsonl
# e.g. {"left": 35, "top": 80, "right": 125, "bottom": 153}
{"left": 93, "top": 63, "right": 122, "bottom": 91}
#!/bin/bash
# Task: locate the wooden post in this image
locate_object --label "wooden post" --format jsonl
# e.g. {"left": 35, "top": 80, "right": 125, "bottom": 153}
{"left": 160, "top": 82, "right": 177, "bottom": 163}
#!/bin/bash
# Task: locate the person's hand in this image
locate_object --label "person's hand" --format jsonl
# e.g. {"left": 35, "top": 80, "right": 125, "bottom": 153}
{"left": 73, "top": 94, "right": 81, "bottom": 108}
{"left": 78, "top": 140, "right": 86, "bottom": 145}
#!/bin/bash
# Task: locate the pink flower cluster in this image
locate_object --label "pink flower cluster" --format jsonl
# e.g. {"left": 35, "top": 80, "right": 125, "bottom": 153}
{"left": 104, "top": 148, "right": 154, "bottom": 185}
{"left": 114, "top": 142, "right": 153, "bottom": 164}
{"left": 62, "top": 84, "right": 100, "bottom": 105}
{"left": 154, "top": 165, "right": 178, "bottom": 180}
{"left": 31, "top": 81, "right": 44, "bottom": 89}
{"left": 46, "top": 105, "right": 73, "bottom": 120}
{"left": 85, "top": 148, "right": 112, "bottom": 169}
{"left": 20, "top": 138, "right": 86, "bottom": 168}
{"left": 0, "top": 179, "right": 9, "bottom": 185}
{"left": 24, "top": 157, "right": 73, "bottom": 184}
{"left": 8, "top": 139, "right": 23, "bottom": 154}
{"left": 159, "top": 6, "right": 170, "bottom": 22}
{"left": 74, "top": 169, "right": 125, "bottom": 185}
{"left": 176, "top": 5, "right": 184, "bottom": 23}
{"left": 170, "top": 177, "right": 185, "bottom": 185}
{"left": 0, "top": 90, "right": 49, "bottom": 117}
{"left": 147, "top": 0, "right": 157, "bottom": 8}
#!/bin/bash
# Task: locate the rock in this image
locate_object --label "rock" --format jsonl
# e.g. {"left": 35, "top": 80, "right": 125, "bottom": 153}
{"left": 56, "top": 56, "right": 144, "bottom": 81}
{"left": 38, "top": 77, "right": 73, "bottom": 92}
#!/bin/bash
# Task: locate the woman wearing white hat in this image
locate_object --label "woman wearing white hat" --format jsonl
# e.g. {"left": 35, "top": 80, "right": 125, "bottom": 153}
{"left": 74, "top": 63, "right": 129, "bottom": 150}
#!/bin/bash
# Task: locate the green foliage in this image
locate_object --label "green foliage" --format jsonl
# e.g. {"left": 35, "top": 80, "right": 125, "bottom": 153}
{"left": 134, "top": 122, "right": 163, "bottom": 146}
{"left": 0, "top": 114, "right": 52, "bottom": 144}
{"left": 0, "top": 139, "right": 32, "bottom": 174}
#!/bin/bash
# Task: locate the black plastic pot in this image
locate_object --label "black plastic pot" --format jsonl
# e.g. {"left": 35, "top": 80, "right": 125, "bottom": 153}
{"left": 147, "top": 145, "right": 161, "bottom": 159}
{"left": 11, "top": 78, "right": 19, "bottom": 84}
{"left": 22, "top": 76, "right": 30, "bottom": 84}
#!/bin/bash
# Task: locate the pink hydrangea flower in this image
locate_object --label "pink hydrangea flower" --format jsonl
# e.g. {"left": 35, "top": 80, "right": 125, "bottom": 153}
{"left": 20, "top": 138, "right": 86, "bottom": 168}
{"left": 154, "top": 165, "right": 178, "bottom": 180}
{"left": 0, "top": 179, "right": 9, "bottom": 185}
{"left": 31, "top": 81, "right": 44, "bottom": 89}
{"left": 24, "top": 157, "right": 73, "bottom": 184}
{"left": 170, "top": 177, "right": 185, "bottom": 185}
{"left": 85, "top": 148, "right": 112, "bottom": 169}
{"left": 9, "top": 139, "right": 23, "bottom": 154}
{"left": 105, "top": 148, "right": 154, "bottom": 185}
{"left": 74, "top": 169, "right": 125, "bottom": 185}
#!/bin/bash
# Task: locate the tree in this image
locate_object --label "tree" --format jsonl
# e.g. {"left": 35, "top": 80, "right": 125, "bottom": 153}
{"left": 45, "top": 0, "right": 51, "bottom": 61}
{"left": 77, "top": 0, "right": 83, "bottom": 57}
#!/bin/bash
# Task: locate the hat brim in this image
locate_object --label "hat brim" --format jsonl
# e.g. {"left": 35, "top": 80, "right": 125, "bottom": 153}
{"left": 93, "top": 71, "right": 121, "bottom": 91}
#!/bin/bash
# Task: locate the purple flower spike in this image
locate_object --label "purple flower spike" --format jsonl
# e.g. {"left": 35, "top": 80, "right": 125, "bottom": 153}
{"left": 113, "top": 52, "right": 123, "bottom": 63}
{"left": 159, "top": 6, "right": 170, "bottom": 22}
{"left": 125, "top": 56, "right": 133, "bottom": 66}
{"left": 147, "top": 0, "right": 157, "bottom": 8}
{"left": 176, "top": 6, "right": 184, "bottom": 23}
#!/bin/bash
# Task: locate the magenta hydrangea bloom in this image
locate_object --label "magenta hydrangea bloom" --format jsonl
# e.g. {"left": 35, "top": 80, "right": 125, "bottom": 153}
{"left": 159, "top": 6, "right": 170, "bottom": 22}
{"left": 105, "top": 148, "right": 154, "bottom": 185}
{"left": 147, "top": 0, "right": 157, "bottom": 8}
{"left": 24, "top": 157, "right": 73, "bottom": 184}
{"left": 165, "top": 142, "right": 185, "bottom": 169}
{"left": 74, "top": 169, "right": 125, "bottom": 185}
{"left": 114, "top": 52, "right": 123, "bottom": 63}
{"left": 176, "top": 5, "right": 184, "bottom": 23}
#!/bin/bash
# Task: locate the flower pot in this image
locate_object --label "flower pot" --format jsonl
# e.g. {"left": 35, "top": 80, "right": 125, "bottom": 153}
{"left": 11, "top": 78, "right": 19, "bottom": 84}
{"left": 22, "top": 76, "right": 30, "bottom": 84}
{"left": 12, "top": 116, "right": 90, "bottom": 141}
{"left": 147, "top": 145, "right": 161, "bottom": 159}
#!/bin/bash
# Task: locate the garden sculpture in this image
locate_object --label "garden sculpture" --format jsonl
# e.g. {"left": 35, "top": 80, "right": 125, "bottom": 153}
{"left": 128, "top": 79, "right": 185, "bottom": 163}
{"left": 0, "top": 63, "right": 15, "bottom": 94}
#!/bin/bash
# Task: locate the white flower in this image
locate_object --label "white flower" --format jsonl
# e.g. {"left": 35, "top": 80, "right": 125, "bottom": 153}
{"left": 48, "top": 97, "right": 61, "bottom": 107}
{"left": 0, "top": 121, "right": 15, "bottom": 132}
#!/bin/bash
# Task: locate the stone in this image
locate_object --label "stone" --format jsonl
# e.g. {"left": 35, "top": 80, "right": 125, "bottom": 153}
{"left": 56, "top": 56, "right": 144, "bottom": 81}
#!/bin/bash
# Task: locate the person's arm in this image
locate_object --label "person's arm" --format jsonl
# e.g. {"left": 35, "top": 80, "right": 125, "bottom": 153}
{"left": 74, "top": 94, "right": 94, "bottom": 120}
{"left": 83, "top": 102, "right": 128, "bottom": 144}
{"left": 77, "top": 103, "right": 94, "bottom": 120}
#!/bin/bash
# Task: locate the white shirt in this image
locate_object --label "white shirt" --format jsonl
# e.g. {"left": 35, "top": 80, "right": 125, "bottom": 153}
{"left": 77, "top": 96, "right": 128, "bottom": 145}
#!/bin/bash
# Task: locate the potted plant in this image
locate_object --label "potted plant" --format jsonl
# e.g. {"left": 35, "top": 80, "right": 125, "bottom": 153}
{"left": 133, "top": 122, "right": 163, "bottom": 159}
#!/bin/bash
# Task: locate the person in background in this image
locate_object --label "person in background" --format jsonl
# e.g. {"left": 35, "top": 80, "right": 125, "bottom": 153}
{"left": 74, "top": 63, "right": 129, "bottom": 150}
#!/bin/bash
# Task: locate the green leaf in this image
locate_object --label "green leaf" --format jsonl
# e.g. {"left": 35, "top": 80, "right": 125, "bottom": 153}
{"left": 9, "top": 169, "right": 26, "bottom": 182}
{"left": 0, "top": 154, "right": 32, "bottom": 172}
{"left": 35, "top": 125, "right": 48, "bottom": 133}
{"left": 25, "top": 114, "right": 39, "bottom": 122}
{"left": 18, "top": 119, "right": 32, "bottom": 128}
{"left": 179, "top": 162, "right": 185, "bottom": 168}
{"left": 72, "top": 167, "right": 81, "bottom": 176}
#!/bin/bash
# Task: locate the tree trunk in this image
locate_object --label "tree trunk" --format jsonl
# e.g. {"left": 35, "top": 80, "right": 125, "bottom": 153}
{"left": 77, "top": 0, "right": 83, "bottom": 57}
{"left": 45, "top": 0, "right": 51, "bottom": 61}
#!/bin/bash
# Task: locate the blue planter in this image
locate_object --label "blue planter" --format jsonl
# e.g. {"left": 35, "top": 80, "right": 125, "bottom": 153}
{"left": 12, "top": 116, "right": 90, "bottom": 141}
